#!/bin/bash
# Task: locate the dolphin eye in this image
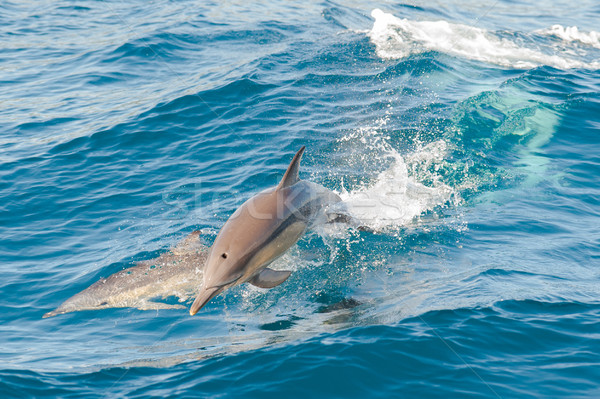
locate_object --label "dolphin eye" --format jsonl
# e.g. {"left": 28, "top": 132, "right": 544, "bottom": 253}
{"left": 221, "top": 253, "right": 228, "bottom": 259}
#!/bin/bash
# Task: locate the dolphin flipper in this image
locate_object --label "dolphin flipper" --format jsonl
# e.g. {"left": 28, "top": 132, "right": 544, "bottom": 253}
{"left": 249, "top": 268, "right": 292, "bottom": 288}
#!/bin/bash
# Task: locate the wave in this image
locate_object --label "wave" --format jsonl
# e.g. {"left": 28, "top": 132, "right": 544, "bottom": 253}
{"left": 4, "top": 300, "right": 598, "bottom": 397}
{"left": 368, "top": 9, "right": 600, "bottom": 70}
{"left": 536, "top": 25, "right": 600, "bottom": 49}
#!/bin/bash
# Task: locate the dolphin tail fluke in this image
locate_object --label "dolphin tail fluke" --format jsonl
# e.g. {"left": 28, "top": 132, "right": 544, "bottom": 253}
{"left": 326, "top": 212, "right": 375, "bottom": 233}
{"left": 189, "top": 286, "right": 223, "bottom": 316}
{"left": 278, "top": 146, "right": 305, "bottom": 189}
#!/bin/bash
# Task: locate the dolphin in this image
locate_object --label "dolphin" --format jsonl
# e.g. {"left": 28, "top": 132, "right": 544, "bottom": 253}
{"left": 43, "top": 231, "right": 208, "bottom": 318}
{"left": 190, "top": 146, "right": 346, "bottom": 315}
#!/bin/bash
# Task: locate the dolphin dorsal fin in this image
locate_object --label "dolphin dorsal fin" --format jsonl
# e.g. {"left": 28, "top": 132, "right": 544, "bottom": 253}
{"left": 278, "top": 146, "right": 305, "bottom": 189}
{"left": 171, "top": 230, "right": 205, "bottom": 256}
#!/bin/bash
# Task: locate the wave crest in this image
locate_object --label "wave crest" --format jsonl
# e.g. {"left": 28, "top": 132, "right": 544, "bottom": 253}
{"left": 369, "top": 9, "right": 600, "bottom": 70}
{"left": 536, "top": 24, "right": 600, "bottom": 49}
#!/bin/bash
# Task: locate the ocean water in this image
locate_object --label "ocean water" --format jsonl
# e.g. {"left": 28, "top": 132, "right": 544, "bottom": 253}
{"left": 1, "top": 0, "right": 599, "bottom": 397}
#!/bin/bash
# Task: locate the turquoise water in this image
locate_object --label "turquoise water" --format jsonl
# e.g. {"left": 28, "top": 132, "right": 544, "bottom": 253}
{"left": 2, "top": 0, "right": 600, "bottom": 397}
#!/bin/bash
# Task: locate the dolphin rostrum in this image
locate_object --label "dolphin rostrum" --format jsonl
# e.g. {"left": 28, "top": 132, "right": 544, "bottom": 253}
{"left": 190, "top": 146, "right": 344, "bottom": 315}
{"left": 44, "top": 231, "right": 208, "bottom": 318}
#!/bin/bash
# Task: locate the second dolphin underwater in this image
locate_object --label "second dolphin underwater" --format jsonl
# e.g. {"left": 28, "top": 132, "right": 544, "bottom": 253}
{"left": 44, "top": 231, "right": 209, "bottom": 318}
{"left": 190, "top": 146, "right": 353, "bottom": 315}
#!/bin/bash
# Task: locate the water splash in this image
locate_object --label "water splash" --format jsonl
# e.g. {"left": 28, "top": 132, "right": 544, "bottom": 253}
{"left": 335, "top": 120, "right": 457, "bottom": 232}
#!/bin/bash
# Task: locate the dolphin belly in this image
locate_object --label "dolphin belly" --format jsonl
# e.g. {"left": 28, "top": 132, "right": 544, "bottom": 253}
{"left": 238, "top": 181, "right": 340, "bottom": 283}
{"left": 241, "top": 219, "right": 307, "bottom": 282}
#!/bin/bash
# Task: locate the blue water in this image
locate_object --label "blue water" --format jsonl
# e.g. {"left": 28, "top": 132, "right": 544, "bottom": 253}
{"left": 2, "top": 0, "right": 600, "bottom": 397}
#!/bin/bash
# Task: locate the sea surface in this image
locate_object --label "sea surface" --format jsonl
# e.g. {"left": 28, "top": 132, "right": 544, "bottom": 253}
{"left": 1, "top": 1, "right": 599, "bottom": 397}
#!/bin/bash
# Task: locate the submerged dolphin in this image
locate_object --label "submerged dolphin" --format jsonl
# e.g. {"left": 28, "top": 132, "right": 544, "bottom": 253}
{"left": 44, "top": 231, "right": 208, "bottom": 318}
{"left": 190, "top": 146, "right": 344, "bottom": 315}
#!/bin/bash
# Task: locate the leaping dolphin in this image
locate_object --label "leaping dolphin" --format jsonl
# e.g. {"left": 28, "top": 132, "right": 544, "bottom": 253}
{"left": 190, "top": 146, "right": 345, "bottom": 315}
{"left": 44, "top": 231, "right": 208, "bottom": 318}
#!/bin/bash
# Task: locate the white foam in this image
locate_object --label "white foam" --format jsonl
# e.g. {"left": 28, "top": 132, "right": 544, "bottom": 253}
{"left": 335, "top": 121, "right": 456, "bottom": 232}
{"left": 369, "top": 9, "right": 600, "bottom": 70}
{"left": 536, "top": 25, "right": 600, "bottom": 49}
